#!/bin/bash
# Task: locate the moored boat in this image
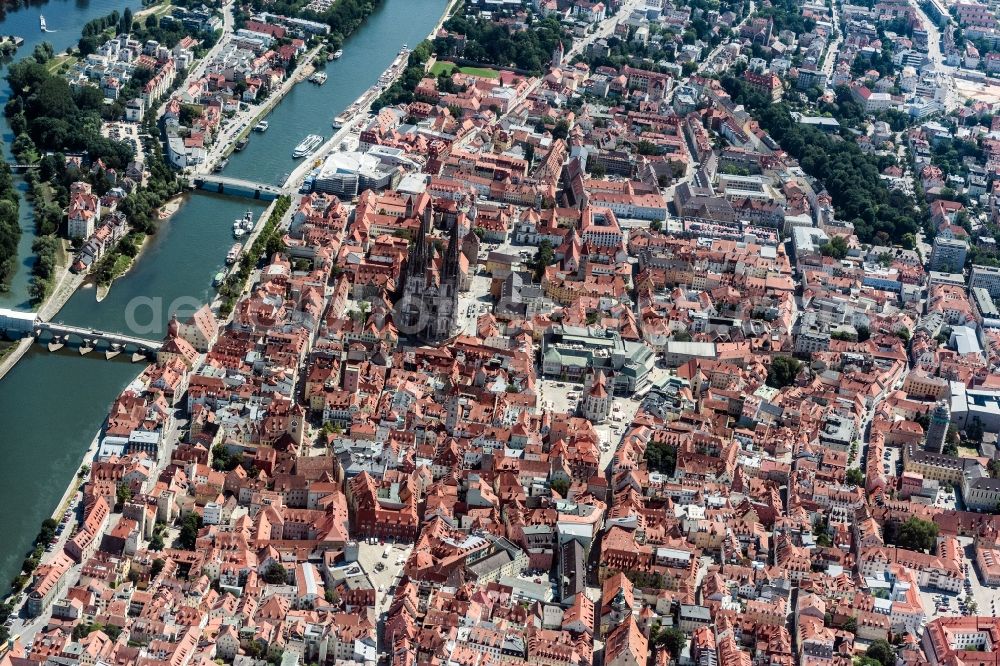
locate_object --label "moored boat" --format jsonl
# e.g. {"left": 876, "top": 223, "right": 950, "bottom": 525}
{"left": 253, "top": 120, "right": 269, "bottom": 132}
{"left": 226, "top": 243, "right": 241, "bottom": 265}
{"left": 292, "top": 134, "right": 323, "bottom": 158}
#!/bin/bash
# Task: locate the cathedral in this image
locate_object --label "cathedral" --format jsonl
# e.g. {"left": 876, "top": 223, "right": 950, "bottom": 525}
{"left": 396, "top": 207, "right": 461, "bottom": 346}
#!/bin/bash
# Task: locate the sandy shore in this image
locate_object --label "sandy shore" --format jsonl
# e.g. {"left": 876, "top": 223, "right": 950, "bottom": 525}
{"left": 158, "top": 195, "right": 184, "bottom": 220}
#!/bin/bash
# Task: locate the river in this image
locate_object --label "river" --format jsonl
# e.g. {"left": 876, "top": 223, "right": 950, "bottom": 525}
{"left": 224, "top": 0, "right": 443, "bottom": 185}
{"left": 0, "top": 0, "right": 448, "bottom": 590}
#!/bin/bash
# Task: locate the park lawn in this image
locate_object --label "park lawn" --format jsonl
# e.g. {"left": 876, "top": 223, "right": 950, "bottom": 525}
{"left": 957, "top": 446, "right": 980, "bottom": 459}
{"left": 136, "top": 0, "right": 173, "bottom": 20}
{"left": 111, "top": 254, "right": 132, "bottom": 279}
{"left": 46, "top": 53, "right": 78, "bottom": 74}
{"left": 430, "top": 61, "right": 499, "bottom": 79}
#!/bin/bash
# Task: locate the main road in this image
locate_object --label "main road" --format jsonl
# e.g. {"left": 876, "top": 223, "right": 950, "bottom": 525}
{"left": 909, "top": 0, "right": 959, "bottom": 110}
{"left": 821, "top": 0, "right": 841, "bottom": 78}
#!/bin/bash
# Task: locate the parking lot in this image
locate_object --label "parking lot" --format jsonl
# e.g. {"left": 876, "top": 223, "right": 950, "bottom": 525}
{"left": 100, "top": 121, "right": 146, "bottom": 165}
{"left": 918, "top": 537, "right": 998, "bottom": 626}
{"left": 879, "top": 446, "right": 902, "bottom": 480}
{"left": 963, "top": 537, "right": 999, "bottom": 618}
{"left": 356, "top": 540, "right": 412, "bottom": 612}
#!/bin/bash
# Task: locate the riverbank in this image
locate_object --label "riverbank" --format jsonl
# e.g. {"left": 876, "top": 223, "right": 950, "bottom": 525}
{"left": 95, "top": 226, "right": 159, "bottom": 302}
{"left": 0, "top": 0, "right": 147, "bottom": 311}
{"left": 211, "top": 205, "right": 265, "bottom": 315}
{"left": 0, "top": 262, "right": 89, "bottom": 383}
{"left": 282, "top": 0, "right": 458, "bottom": 190}
{"left": 158, "top": 194, "right": 184, "bottom": 220}
{"left": 200, "top": 44, "right": 323, "bottom": 174}
{"left": 0, "top": 338, "right": 31, "bottom": 383}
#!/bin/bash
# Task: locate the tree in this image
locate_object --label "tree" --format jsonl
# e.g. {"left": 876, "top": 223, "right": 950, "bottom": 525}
{"left": 116, "top": 484, "right": 133, "bottom": 507}
{"left": 38, "top": 518, "right": 58, "bottom": 545}
{"left": 211, "top": 444, "right": 239, "bottom": 471}
{"left": 856, "top": 325, "right": 871, "bottom": 342}
{"left": 650, "top": 219, "right": 662, "bottom": 232}
{"left": 720, "top": 78, "right": 925, "bottom": 245}
{"left": 245, "top": 641, "right": 265, "bottom": 659}
{"left": 120, "top": 7, "right": 133, "bottom": 35}
{"left": 846, "top": 468, "right": 865, "bottom": 487}
{"left": 866, "top": 639, "right": 896, "bottom": 666}
{"left": 819, "top": 235, "right": 849, "bottom": 259}
{"left": 177, "top": 512, "right": 203, "bottom": 550}
{"left": 32, "top": 42, "right": 54, "bottom": 64}
{"left": 989, "top": 459, "right": 1000, "bottom": 479}
{"left": 263, "top": 561, "right": 287, "bottom": 584}
{"left": 636, "top": 139, "right": 659, "bottom": 155}
{"left": 151, "top": 559, "right": 165, "bottom": 577}
{"left": 72, "top": 623, "right": 95, "bottom": 640}
{"left": 766, "top": 356, "right": 802, "bottom": 389}
{"left": 893, "top": 516, "right": 939, "bottom": 553}
{"left": 656, "top": 627, "right": 686, "bottom": 658}
{"left": 531, "top": 240, "right": 554, "bottom": 280}
{"left": 965, "top": 418, "right": 984, "bottom": 443}
{"left": 645, "top": 440, "right": 677, "bottom": 475}
{"left": 843, "top": 616, "right": 858, "bottom": 634}
{"left": 550, "top": 479, "right": 569, "bottom": 496}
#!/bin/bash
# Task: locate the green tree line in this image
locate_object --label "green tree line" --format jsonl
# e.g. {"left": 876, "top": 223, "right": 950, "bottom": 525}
{"left": 0, "top": 165, "right": 20, "bottom": 292}
{"left": 435, "top": 13, "right": 567, "bottom": 74}
{"left": 723, "top": 76, "right": 924, "bottom": 244}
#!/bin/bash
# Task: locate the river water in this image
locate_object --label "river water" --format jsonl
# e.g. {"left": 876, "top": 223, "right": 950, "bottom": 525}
{"left": 0, "top": 0, "right": 448, "bottom": 589}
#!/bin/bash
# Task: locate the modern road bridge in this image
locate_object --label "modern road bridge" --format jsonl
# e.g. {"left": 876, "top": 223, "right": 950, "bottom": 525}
{"left": 190, "top": 174, "right": 284, "bottom": 200}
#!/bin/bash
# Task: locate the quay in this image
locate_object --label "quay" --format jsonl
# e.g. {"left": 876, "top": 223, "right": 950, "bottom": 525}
{"left": 200, "top": 43, "right": 325, "bottom": 172}
{"left": 281, "top": 48, "right": 415, "bottom": 189}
